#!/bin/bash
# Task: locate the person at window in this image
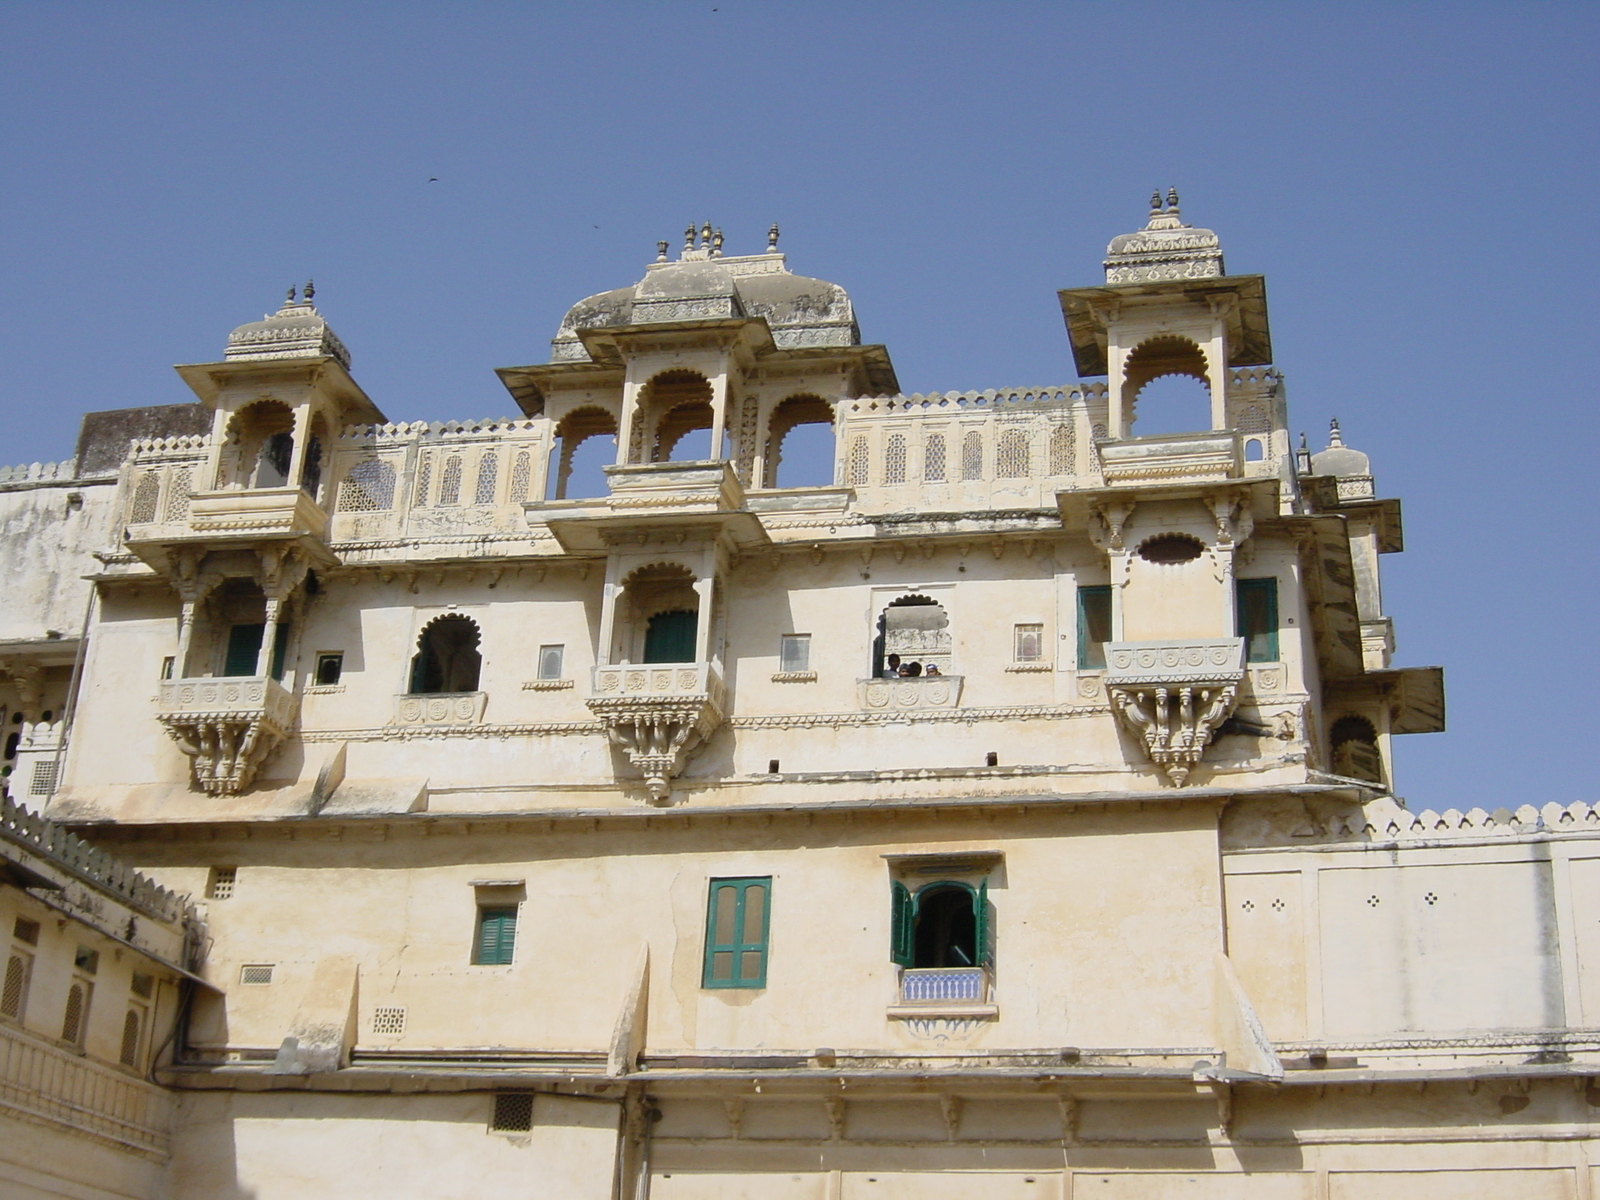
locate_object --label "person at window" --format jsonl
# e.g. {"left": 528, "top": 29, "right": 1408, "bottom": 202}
{"left": 904, "top": 661, "right": 923, "bottom": 677}
{"left": 882, "top": 653, "right": 902, "bottom": 678}
{"left": 924, "top": 663, "right": 942, "bottom": 676}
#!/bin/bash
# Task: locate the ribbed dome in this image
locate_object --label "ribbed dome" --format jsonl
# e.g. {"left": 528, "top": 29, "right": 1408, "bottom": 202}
{"left": 225, "top": 284, "right": 350, "bottom": 369}
{"left": 550, "top": 232, "right": 859, "bottom": 362}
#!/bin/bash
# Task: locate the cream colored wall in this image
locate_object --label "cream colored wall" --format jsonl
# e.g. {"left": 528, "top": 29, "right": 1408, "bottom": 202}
{"left": 169, "top": 1091, "right": 619, "bottom": 1200}
{"left": 0, "top": 479, "right": 117, "bottom": 643}
{"left": 0, "top": 1117, "right": 167, "bottom": 1200}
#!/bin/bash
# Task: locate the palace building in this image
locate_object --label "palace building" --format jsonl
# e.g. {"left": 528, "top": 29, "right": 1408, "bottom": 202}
{"left": 1, "top": 197, "right": 1596, "bottom": 1199}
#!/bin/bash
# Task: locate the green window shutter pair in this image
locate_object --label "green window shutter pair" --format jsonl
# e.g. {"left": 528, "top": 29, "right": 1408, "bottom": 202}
{"left": 475, "top": 907, "right": 518, "bottom": 965}
{"left": 1076, "top": 586, "right": 1113, "bottom": 670}
{"left": 223, "top": 622, "right": 291, "bottom": 678}
{"left": 643, "top": 609, "right": 698, "bottom": 664}
{"left": 702, "top": 878, "right": 770, "bottom": 988}
{"left": 1235, "top": 578, "right": 1280, "bottom": 663}
{"left": 889, "top": 880, "right": 991, "bottom": 968}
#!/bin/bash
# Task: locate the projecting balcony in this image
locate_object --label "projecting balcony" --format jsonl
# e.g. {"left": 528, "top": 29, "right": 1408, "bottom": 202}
{"left": 0, "top": 1020, "right": 172, "bottom": 1155}
{"left": 587, "top": 662, "right": 727, "bottom": 803}
{"left": 1096, "top": 431, "right": 1243, "bottom": 487}
{"left": 155, "top": 676, "right": 296, "bottom": 796}
{"left": 888, "top": 967, "right": 996, "bottom": 1019}
{"left": 857, "top": 674, "right": 965, "bottom": 712}
{"left": 185, "top": 487, "right": 329, "bottom": 539}
{"left": 1103, "top": 638, "right": 1245, "bottom": 786}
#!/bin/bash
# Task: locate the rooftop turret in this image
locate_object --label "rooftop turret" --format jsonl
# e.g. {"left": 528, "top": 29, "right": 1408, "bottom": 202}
{"left": 225, "top": 281, "right": 351, "bottom": 370}
{"left": 1103, "top": 188, "right": 1225, "bottom": 284}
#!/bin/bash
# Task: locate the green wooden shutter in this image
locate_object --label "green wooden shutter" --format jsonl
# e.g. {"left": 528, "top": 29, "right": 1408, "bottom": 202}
{"left": 975, "top": 878, "right": 990, "bottom": 966}
{"left": 702, "top": 878, "right": 771, "bottom": 989}
{"left": 1077, "top": 586, "right": 1112, "bottom": 670}
{"left": 644, "top": 610, "right": 698, "bottom": 664}
{"left": 1235, "top": 578, "right": 1280, "bottom": 663}
{"left": 475, "top": 907, "right": 517, "bottom": 965}
{"left": 223, "top": 624, "right": 265, "bottom": 677}
{"left": 268, "top": 623, "right": 291, "bottom": 681}
{"left": 890, "top": 880, "right": 913, "bottom": 967}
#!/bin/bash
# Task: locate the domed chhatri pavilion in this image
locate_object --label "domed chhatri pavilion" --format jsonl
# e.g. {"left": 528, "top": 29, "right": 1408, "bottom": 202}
{"left": 0, "top": 198, "right": 1592, "bottom": 1200}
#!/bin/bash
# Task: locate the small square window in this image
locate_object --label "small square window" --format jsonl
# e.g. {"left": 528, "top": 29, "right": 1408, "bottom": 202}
{"left": 74, "top": 946, "right": 99, "bottom": 975}
{"left": 239, "top": 964, "right": 275, "bottom": 985}
{"left": 372, "top": 1006, "right": 406, "bottom": 1034}
{"left": 160, "top": 656, "right": 175, "bottom": 681}
{"left": 779, "top": 634, "right": 811, "bottom": 673}
{"left": 130, "top": 972, "right": 154, "bottom": 1000}
{"left": 314, "top": 653, "right": 344, "bottom": 686}
{"left": 492, "top": 1092, "right": 535, "bottom": 1132}
{"left": 12, "top": 917, "right": 40, "bottom": 946}
{"left": 206, "top": 867, "right": 236, "bottom": 900}
{"left": 537, "top": 645, "right": 565, "bottom": 681}
{"left": 1013, "top": 623, "right": 1043, "bottom": 663}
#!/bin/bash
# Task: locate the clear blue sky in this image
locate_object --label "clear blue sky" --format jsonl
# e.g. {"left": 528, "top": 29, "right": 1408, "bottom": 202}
{"left": 1, "top": 2, "right": 1595, "bottom": 809}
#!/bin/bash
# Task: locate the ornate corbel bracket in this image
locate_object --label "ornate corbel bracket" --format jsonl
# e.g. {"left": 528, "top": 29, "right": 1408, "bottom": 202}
{"left": 1104, "top": 639, "right": 1246, "bottom": 786}
{"left": 1088, "top": 499, "right": 1137, "bottom": 555}
{"left": 156, "top": 676, "right": 296, "bottom": 796}
{"left": 588, "top": 664, "right": 726, "bottom": 803}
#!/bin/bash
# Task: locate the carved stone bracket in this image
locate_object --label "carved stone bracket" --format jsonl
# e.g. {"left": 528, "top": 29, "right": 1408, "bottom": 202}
{"left": 588, "top": 663, "right": 726, "bottom": 803}
{"left": 1105, "top": 639, "right": 1245, "bottom": 786}
{"left": 156, "top": 676, "right": 296, "bottom": 795}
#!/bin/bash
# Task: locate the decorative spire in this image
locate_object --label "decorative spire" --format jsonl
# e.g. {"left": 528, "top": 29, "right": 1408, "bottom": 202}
{"left": 767, "top": 223, "right": 780, "bottom": 252}
{"left": 711, "top": 228, "right": 724, "bottom": 257}
{"left": 656, "top": 240, "right": 669, "bottom": 262}
{"left": 700, "top": 220, "right": 713, "bottom": 248}
{"left": 303, "top": 278, "right": 315, "bottom": 304}
{"left": 1166, "top": 186, "right": 1180, "bottom": 213}
{"left": 286, "top": 284, "right": 297, "bottom": 304}
{"left": 683, "top": 224, "right": 696, "bottom": 253}
{"left": 1150, "top": 190, "right": 1163, "bottom": 215}
{"left": 1327, "top": 417, "right": 1344, "bottom": 448}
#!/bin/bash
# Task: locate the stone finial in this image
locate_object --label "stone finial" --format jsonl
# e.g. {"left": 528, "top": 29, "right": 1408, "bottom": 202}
{"left": 656, "top": 240, "right": 669, "bottom": 262}
{"left": 712, "top": 228, "right": 724, "bottom": 257}
{"left": 286, "top": 285, "right": 297, "bottom": 304}
{"left": 1104, "top": 188, "right": 1221, "bottom": 283}
{"left": 767, "top": 223, "right": 780, "bottom": 251}
{"left": 303, "top": 279, "right": 315, "bottom": 303}
{"left": 1150, "top": 191, "right": 1163, "bottom": 214}
{"left": 1166, "top": 186, "right": 1180, "bottom": 212}
{"left": 700, "top": 220, "right": 713, "bottom": 248}
{"left": 684, "top": 224, "right": 696, "bottom": 253}
{"left": 1327, "top": 417, "right": 1344, "bottom": 448}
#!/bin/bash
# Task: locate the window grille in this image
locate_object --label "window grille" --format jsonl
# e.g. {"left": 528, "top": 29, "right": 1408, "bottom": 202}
{"left": 128, "top": 473, "right": 160, "bottom": 524}
{"left": 74, "top": 947, "right": 99, "bottom": 974}
{"left": 207, "top": 867, "right": 236, "bottom": 900}
{"left": 961, "top": 431, "right": 984, "bottom": 481}
{"left": 372, "top": 1006, "right": 407, "bottom": 1034}
{"left": 12, "top": 918, "right": 39, "bottom": 946}
{"left": 492, "top": 1093, "right": 535, "bottom": 1132}
{"left": 474, "top": 450, "right": 499, "bottom": 505}
{"left": 337, "top": 459, "right": 396, "bottom": 512}
{"left": 779, "top": 634, "right": 811, "bottom": 673}
{"left": 996, "top": 428, "right": 1030, "bottom": 478}
{"left": 508, "top": 450, "right": 532, "bottom": 503}
{"left": 1048, "top": 424, "right": 1075, "bottom": 476}
{"left": 1013, "top": 623, "right": 1043, "bottom": 663}
{"left": 703, "top": 877, "right": 771, "bottom": 989}
{"left": 164, "top": 468, "right": 193, "bottom": 520}
{"left": 130, "top": 972, "right": 154, "bottom": 1000}
{"left": 537, "top": 645, "right": 564, "bottom": 681}
{"left": 414, "top": 456, "right": 433, "bottom": 506}
{"left": 847, "top": 436, "right": 869, "bottom": 486}
{"left": 884, "top": 434, "right": 907, "bottom": 484}
{"left": 61, "top": 983, "right": 87, "bottom": 1045}
{"left": 1237, "top": 404, "right": 1271, "bottom": 434}
{"left": 239, "top": 964, "right": 274, "bottom": 985}
{"left": 119, "top": 1008, "right": 143, "bottom": 1067}
{"left": 475, "top": 907, "right": 518, "bottom": 966}
{"left": 1, "top": 954, "right": 28, "bottom": 1019}
{"left": 923, "top": 433, "right": 947, "bottom": 482}
{"left": 438, "top": 455, "right": 463, "bottom": 506}
{"left": 29, "top": 760, "right": 58, "bottom": 796}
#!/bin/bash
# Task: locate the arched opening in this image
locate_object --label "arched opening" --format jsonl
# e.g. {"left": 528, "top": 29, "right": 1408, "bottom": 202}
{"left": 1245, "top": 438, "right": 1265, "bottom": 461}
{"left": 873, "top": 594, "right": 952, "bottom": 677}
{"left": 1136, "top": 533, "right": 1206, "bottom": 565}
{"left": 409, "top": 615, "right": 482, "bottom": 694}
{"left": 913, "top": 883, "right": 978, "bottom": 968}
{"left": 1330, "top": 715, "right": 1384, "bottom": 785}
{"left": 548, "top": 407, "right": 619, "bottom": 500}
{"left": 218, "top": 400, "right": 297, "bottom": 489}
{"left": 763, "top": 395, "right": 834, "bottom": 488}
{"left": 1124, "top": 337, "right": 1212, "bottom": 437}
{"left": 623, "top": 564, "right": 700, "bottom": 664}
{"left": 635, "top": 371, "right": 715, "bottom": 464}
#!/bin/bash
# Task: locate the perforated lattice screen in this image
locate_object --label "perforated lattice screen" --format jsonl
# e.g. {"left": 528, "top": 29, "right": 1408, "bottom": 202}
{"left": 474, "top": 451, "right": 498, "bottom": 505}
{"left": 996, "top": 428, "right": 1030, "bottom": 478}
{"left": 119, "top": 1008, "right": 142, "bottom": 1066}
{"left": 240, "top": 964, "right": 274, "bottom": 985}
{"left": 1, "top": 955, "right": 26, "bottom": 1018}
{"left": 61, "top": 984, "right": 85, "bottom": 1044}
{"left": 372, "top": 1006, "right": 406, "bottom": 1034}
{"left": 923, "top": 433, "right": 946, "bottom": 482}
{"left": 883, "top": 434, "right": 907, "bottom": 484}
{"left": 492, "top": 1093, "right": 535, "bottom": 1132}
{"left": 508, "top": 451, "right": 532, "bottom": 503}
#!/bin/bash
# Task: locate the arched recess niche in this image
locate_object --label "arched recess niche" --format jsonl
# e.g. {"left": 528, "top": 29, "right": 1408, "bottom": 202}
{"left": 409, "top": 614, "right": 483, "bottom": 694}
{"left": 632, "top": 371, "right": 716, "bottom": 464}
{"left": 620, "top": 563, "right": 703, "bottom": 664}
{"left": 872, "top": 593, "right": 952, "bottom": 677}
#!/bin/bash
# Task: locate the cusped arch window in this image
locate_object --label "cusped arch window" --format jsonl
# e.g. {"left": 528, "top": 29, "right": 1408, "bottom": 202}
{"left": 1124, "top": 336, "right": 1211, "bottom": 436}
{"left": 1137, "top": 533, "right": 1206, "bottom": 565}
{"left": 218, "top": 399, "right": 297, "bottom": 490}
{"left": 763, "top": 394, "right": 834, "bottom": 488}
{"left": 409, "top": 615, "right": 482, "bottom": 694}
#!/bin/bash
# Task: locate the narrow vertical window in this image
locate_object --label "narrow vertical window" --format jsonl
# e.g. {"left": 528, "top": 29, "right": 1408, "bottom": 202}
{"left": 961, "top": 430, "right": 984, "bottom": 480}
{"left": 1, "top": 953, "right": 30, "bottom": 1020}
{"left": 923, "top": 433, "right": 947, "bottom": 483}
{"left": 1013, "top": 623, "right": 1043, "bottom": 663}
{"left": 1076, "top": 585, "right": 1113, "bottom": 670}
{"left": 537, "top": 645, "right": 565, "bottom": 680}
{"left": 314, "top": 653, "right": 344, "bottom": 686}
{"left": 884, "top": 434, "right": 907, "bottom": 484}
{"left": 1236, "top": 578, "right": 1280, "bottom": 663}
{"left": 223, "top": 623, "right": 265, "bottom": 677}
{"left": 119, "top": 1008, "right": 144, "bottom": 1068}
{"left": 779, "top": 634, "right": 811, "bottom": 673}
{"left": 475, "top": 906, "right": 518, "bottom": 966}
{"left": 702, "top": 877, "right": 771, "bottom": 989}
{"left": 62, "top": 982, "right": 89, "bottom": 1046}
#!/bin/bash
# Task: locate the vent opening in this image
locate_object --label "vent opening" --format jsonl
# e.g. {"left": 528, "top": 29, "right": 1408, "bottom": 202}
{"left": 372, "top": 1006, "right": 407, "bottom": 1034}
{"left": 12, "top": 917, "right": 39, "bottom": 946}
{"left": 207, "top": 867, "right": 236, "bottom": 900}
{"left": 239, "top": 964, "right": 274, "bottom": 985}
{"left": 491, "top": 1092, "right": 535, "bottom": 1132}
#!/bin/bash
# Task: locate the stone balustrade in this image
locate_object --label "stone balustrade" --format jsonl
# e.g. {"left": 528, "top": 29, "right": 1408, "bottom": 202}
{"left": 0, "top": 1020, "right": 172, "bottom": 1157}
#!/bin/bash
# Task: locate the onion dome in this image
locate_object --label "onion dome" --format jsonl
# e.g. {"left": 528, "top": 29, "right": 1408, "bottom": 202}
{"left": 1103, "top": 188, "right": 1224, "bottom": 284}
{"left": 1310, "top": 419, "right": 1375, "bottom": 498}
{"left": 550, "top": 224, "right": 859, "bottom": 363}
{"left": 225, "top": 281, "right": 350, "bottom": 369}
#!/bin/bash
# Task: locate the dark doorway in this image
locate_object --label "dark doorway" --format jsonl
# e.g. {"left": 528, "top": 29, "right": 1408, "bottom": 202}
{"left": 913, "top": 884, "right": 977, "bottom": 968}
{"left": 643, "top": 609, "right": 697, "bottom": 664}
{"left": 409, "top": 615, "right": 482, "bottom": 693}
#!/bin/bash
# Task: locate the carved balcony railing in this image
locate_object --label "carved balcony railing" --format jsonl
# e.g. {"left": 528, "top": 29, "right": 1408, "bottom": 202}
{"left": 899, "top": 967, "right": 990, "bottom": 1005}
{"left": 1104, "top": 638, "right": 1245, "bottom": 786}
{"left": 857, "top": 674, "right": 964, "bottom": 712}
{"left": 156, "top": 676, "right": 296, "bottom": 796}
{"left": 185, "top": 486, "right": 329, "bottom": 539}
{"left": 1097, "top": 431, "right": 1242, "bottom": 487}
{"left": 0, "top": 1020, "right": 172, "bottom": 1156}
{"left": 393, "top": 691, "right": 488, "bottom": 729}
{"left": 588, "top": 662, "right": 726, "bottom": 803}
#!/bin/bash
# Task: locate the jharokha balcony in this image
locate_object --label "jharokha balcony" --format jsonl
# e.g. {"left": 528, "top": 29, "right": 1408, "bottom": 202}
{"left": 155, "top": 676, "right": 296, "bottom": 796}
{"left": 587, "top": 662, "right": 726, "bottom": 804}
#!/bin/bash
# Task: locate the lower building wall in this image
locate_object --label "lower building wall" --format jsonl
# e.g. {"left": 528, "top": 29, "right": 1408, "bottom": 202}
{"left": 167, "top": 1092, "right": 620, "bottom": 1200}
{"left": 0, "top": 1115, "right": 167, "bottom": 1200}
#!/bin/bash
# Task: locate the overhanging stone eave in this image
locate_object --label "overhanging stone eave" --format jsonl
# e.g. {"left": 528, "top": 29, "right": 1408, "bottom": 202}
{"left": 173, "top": 356, "right": 384, "bottom": 424}
{"left": 533, "top": 507, "right": 769, "bottom": 554}
{"left": 494, "top": 360, "right": 625, "bottom": 416}
{"left": 759, "top": 343, "right": 899, "bottom": 395}
{"left": 577, "top": 316, "right": 777, "bottom": 363}
{"left": 1058, "top": 274, "right": 1271, "bottom": 377}
{"left": 123, "top": 528, "right": 341, "bottom": 575}
{"left": 1056, "top": 475, "right": 1280, "bottom": 525}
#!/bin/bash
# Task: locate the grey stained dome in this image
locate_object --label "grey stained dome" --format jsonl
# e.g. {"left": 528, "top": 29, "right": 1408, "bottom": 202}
{"left": 550, "top": 234, "right": 859, "bottom": 362}
{"left": 1104, "top": 189, "right": 1224, "bottom": 285}
{"left": 1310, "top": 419, "right": 1372, "bottom": 479}
{"left": 225, "top": 284, "right": 351, "bottom": 370}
